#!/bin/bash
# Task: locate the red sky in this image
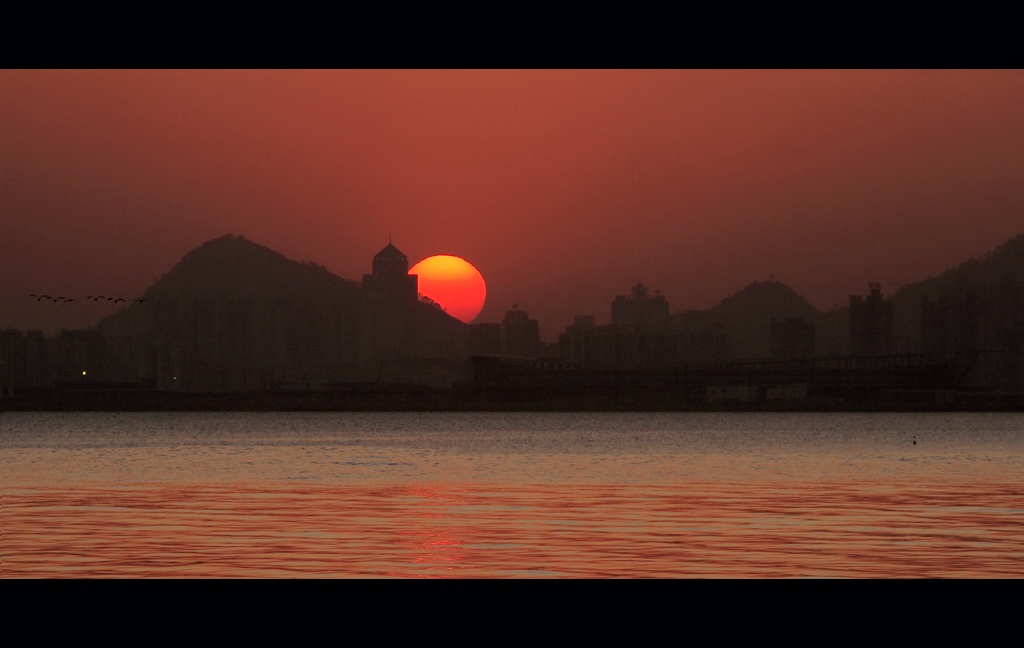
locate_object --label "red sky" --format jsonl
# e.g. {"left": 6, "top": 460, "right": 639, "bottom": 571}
{"left": 3, "top": 70, "right": 1024, "bottom": 340}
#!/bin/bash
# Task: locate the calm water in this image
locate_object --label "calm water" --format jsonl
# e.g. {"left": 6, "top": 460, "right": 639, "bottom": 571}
{"left": 2, "top": 411, "right": 1022, "bottom": 577}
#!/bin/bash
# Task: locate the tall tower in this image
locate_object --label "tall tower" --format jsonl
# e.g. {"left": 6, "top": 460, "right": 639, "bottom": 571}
{"left": 849, "top": 282, "right": 893, "bottom": 356}
{"left": 611, "top": 281, "right": 669, "bottom": 331}
{"left": 360, "top": 242, "right": 419, "bottom": 358}
{"left": 502, "top": 305, "right": 541, "bottom": 358}
{"left": 362, "top": 242, "right": 418, "bottom": 303}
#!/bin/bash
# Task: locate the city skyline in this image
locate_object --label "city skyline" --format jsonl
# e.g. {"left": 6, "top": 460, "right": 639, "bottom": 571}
{"left": 4, "top": 70, "right": 1024, "bottom": 337}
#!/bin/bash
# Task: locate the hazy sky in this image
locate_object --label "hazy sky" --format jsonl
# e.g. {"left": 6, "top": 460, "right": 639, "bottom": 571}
{"left": 4, "top": 69, "right": 1024, "bottom": 339}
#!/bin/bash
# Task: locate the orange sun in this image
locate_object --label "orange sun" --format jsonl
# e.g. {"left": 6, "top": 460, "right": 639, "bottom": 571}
{"left": 410, "top": 255, "right": 487, "bottom": 324}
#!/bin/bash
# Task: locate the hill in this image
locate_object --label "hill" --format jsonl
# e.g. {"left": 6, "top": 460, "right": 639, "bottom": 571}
{"left": 99, "top": 234, "right": 360, "bottom": 336}
{"left": 813, "top": 232, "right": 1024, "bottom": 355}
{"left": 890, "top": 233, "right": 1024, "bottom": 350}
{"left": 95, "top": 234, "right": 469, "bottom": 390}
{"left": 671, "top": 281, "right": 820, "bottom": 359}
{"left": 892, "top": 233, "right": 1024, "bottom": 305}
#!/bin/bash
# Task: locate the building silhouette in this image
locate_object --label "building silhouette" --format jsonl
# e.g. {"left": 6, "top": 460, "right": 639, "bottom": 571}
{"left": 849, "top": 283, "right": 893, "bottom": 356}
{"left": 559, "top": 282, "right": 727, "bottom": 369}
{"left": 502, "top": 306, "right": 542, "bottom": 357}
{"left": 770, "top": 317, "right": 816, "bottom": 359}
{"left": 559, "top": 315, "right": 599, "bottom": 367}
{"left": 920, "top": 285, "right": 1024, "bottom": 391}
{"left": 469, "top": 322, "right": 501, "bottom": 355}
{"left": 54, "top": 329, "right": 106, "bottom": 384}
{"left": 612, "top": 281, "right": 669, "bottom": 330}
{"left": 0, "top": 329, "right": 27, "bottom": 396}
{"left": 360, "top": 242, "right": 419, "bottom": 359}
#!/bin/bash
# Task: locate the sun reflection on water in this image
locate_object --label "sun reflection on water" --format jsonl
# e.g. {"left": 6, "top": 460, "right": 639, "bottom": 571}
{"left": 5, "top": 480, "right": 1022, "bottom": 578}
{"left": 3, "top": 411, "right": 1023, "bottom": 577}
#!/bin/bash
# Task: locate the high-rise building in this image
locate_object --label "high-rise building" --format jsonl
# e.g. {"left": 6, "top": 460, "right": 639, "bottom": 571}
{"left": 502, "top": 306, "right": 541, "bottom": 358}
{"left": 54, "top": 329, "right": 106, "bottom": 383}
{"left": 361, "top": 242, "right": 419, "bottom": 358}
{"left": 469, "top": 323, "right": 502, "bottom": 355}
{"left": 849, "top": 283, "right": 893, "bottom": 356}
{"left": 920, "top": 286, "right": 1024, "bottom": 391}
{"left": 558, "top": 284, "right": 715, "bottom": 369}
{"left": 770, "top": 317, "right": 816, "bottom": 359}
{"left": 362, "top": 242, "right": 418, "bottom": 303}
{"left": 611, "top": 281, "right": 669, "bottom": 331}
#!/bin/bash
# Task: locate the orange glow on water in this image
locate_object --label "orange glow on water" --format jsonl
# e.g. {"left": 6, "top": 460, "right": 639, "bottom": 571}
{"left": 410, "top": 255, "right": 486, "bottom": 324}
{"left": 6, "top": 481, "right": 1023, "bottom": 578}
{"left": 6, "top": 412, "right": 1023, "bottom": 578}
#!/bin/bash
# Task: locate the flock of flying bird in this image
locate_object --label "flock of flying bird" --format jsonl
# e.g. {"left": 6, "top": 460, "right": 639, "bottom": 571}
{"left": 30, "top": 294, "right": 145, "bottom": 304}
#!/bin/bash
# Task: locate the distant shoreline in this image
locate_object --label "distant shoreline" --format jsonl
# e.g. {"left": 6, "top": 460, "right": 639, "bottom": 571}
{"left": 3, "top": 387, "right": 1022, "bottom": 413}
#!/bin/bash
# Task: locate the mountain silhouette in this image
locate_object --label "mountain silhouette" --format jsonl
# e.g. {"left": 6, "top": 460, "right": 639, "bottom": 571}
{"left": 672, "top": 280, "right": 819, "bottom": 359}
{"left": 138, "top": 234, "right": 357, "bottom": 298}
{"left": 813, "top": 232, "right": 1024, "bottom": 355}
{"left": 96, "top": 234, "right": 469, "bottom": 390}
{"left": 895, "top": 233, "right": 1024, "bottom": 301}
{"left": 98, "top": 234, "right": 360, "bottom": 337}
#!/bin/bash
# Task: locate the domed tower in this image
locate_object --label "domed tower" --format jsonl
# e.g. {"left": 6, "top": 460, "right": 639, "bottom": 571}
{"left": 611, "top": 281, "right": 669, "bottom": 330}
{"left": 360, "top": 241, "right": 419, "bottom": 358}
{"left": 363, "top": 242, "right": 418, "bottom": 302}
{"left": 372, "top": 242, "right": 411, "bottom": 277}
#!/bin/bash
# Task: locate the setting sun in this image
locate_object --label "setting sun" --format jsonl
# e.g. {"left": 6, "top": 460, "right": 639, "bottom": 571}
{"left": 410, "top": 255, "right": 486, "bottom": 324}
